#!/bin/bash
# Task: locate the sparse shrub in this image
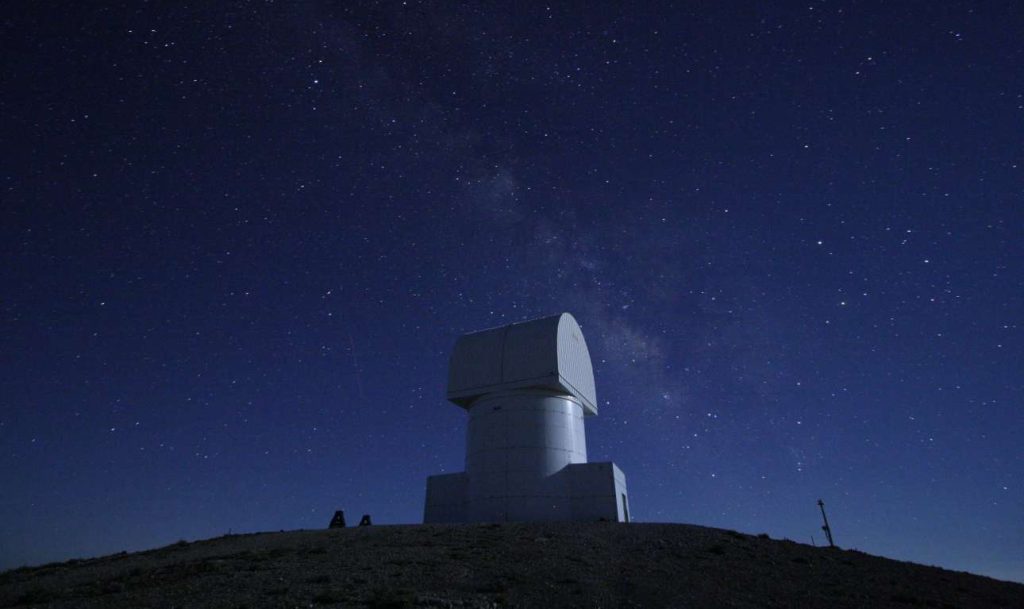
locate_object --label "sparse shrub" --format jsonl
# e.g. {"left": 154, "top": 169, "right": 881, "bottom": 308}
{"left": 890, "top": 592, "right": 921, "bottom": 605}
{"left": 98, "top": 580, "right": 125, "bottom": 595}
{"left": 16, "top": 587, "right": 51, "bottom": 604}
{"left": 312, "top": 590, "right": 340, "bottom": 604}
{"left": 706, "top": 544, "right": 726, "bottom": 555}
{"left": 495, "top": 590, "right": 511, "bottom": 606}
{"left": 368, "top": 587, "right": 416, "bottom": 609}
{"left": 193, "top": 560, "right": 219, "bottom": 574}
{"left": 476, "top": 580, "right": 509, "bottom": 593}
{"left": 757, "top": 533, "right": 770, "bottom": 540}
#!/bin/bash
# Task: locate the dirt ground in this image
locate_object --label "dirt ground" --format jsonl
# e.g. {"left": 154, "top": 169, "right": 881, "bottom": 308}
{"left": 1, "top": 522, "right": 1021, "bottom": 608}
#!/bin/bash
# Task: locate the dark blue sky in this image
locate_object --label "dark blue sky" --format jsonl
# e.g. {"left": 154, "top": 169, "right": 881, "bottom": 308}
{"left": 2, "top": 1, "right": 1021, "bottom": 582}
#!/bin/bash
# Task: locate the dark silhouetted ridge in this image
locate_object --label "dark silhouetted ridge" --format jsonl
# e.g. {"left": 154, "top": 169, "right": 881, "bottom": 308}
{"left": 1, "top": 522, "right": 1020, "bottom": 608}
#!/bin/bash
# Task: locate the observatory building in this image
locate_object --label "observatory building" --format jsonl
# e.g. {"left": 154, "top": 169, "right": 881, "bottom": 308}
{"left": 424, "top": 313, "right": 630, "bottom": 523}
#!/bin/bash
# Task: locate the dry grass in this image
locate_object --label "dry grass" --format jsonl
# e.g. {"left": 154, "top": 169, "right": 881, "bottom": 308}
{"left": 0, "top": 522, "right": 1020, "bottom": 608}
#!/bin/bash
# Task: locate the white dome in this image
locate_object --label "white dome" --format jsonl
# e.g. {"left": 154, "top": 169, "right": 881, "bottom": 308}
{"left": 446, "top": 312, "right": 597, "bottom": 415}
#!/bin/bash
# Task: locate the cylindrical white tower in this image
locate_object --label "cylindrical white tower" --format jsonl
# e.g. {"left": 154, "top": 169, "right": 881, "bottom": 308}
{"left": 424, "top": 313, "right": 630, "bottom": 523}
{"left": 465, "top": 390, "right": 588, "bottom": 521}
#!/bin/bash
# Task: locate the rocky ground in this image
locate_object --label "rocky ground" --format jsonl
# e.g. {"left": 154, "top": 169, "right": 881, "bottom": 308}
{"left": 1, "top": 522, "right": 1020, "bottom": 608}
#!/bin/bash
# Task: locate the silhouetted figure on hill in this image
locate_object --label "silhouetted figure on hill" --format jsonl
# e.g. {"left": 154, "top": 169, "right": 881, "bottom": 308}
{"left": 359, "top": 514, "right": 372, "bottom": 526}
{"left": 329, "top": 510, "right": 346, "bottom": 529}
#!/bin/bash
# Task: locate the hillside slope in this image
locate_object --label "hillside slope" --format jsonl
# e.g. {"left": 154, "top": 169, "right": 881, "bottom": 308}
{"left": 1, "top": 522, "right": 1020, "bottom": 608}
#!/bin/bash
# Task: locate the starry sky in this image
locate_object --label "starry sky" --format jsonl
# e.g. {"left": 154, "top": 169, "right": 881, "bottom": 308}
{"left": 2, "top": 1, "right": 1021, "bottom": 582}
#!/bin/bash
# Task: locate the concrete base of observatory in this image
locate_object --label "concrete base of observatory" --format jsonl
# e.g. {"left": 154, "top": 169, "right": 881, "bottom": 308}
{"left": 424, "top": 388, "right": 630, "bottom": 524}
{"left": 424, "top": 461, "right": 629, "bottom": 523}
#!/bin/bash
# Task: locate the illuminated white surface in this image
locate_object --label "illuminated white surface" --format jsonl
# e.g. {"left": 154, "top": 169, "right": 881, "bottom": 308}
{"left": 425, "top": 313, "right": 628, "bottom": 523}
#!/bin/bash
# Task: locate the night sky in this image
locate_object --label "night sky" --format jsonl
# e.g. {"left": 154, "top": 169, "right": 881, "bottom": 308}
{"left": 2, "top": 1, "right": 1021, "bottom": 582}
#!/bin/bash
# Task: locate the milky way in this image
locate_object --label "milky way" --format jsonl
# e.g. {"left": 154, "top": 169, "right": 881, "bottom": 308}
{"left": 1, "top": 2, "right": 1021, "bottom": 582}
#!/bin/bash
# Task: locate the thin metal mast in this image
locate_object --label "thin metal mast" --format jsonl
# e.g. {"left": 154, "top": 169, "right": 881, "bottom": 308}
{"left": 817, "top": 499, "right": 835, "bottom": 548}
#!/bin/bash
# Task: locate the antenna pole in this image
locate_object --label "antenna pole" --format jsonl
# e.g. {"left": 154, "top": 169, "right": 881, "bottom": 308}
{"left": 817, "top": 499, "right": 835, "bottom": 548}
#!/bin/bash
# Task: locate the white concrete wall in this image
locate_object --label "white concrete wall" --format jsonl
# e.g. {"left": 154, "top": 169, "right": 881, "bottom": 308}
{"left": 423, "top": 472, "right": 467, "bottom": 523}
{"left": 466, "top": 391, "right": 587, "bottom": 476}
{"left": 424, "top": 390, "right": 628, "bottom": 524}
{"left": 424, "top": 313, "right": 628, "bottom": 524}
{"left": 566, "top": 462, "right": 629, "bottom": 522}
{"left": 464, "top": 390, "right": 586, "bottom": 522}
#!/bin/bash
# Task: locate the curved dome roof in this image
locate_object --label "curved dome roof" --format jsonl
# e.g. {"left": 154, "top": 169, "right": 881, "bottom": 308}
{"left": 446, "top": 313, "right": 597, "bottom": 415}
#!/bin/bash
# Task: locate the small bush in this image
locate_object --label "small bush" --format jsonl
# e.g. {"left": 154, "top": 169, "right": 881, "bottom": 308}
{"left": 16, "top": 588, "right": 51, "bottom": 604}
{"left": 890, "top": 592, "right": 922, "bottom": 605}
{"left": 312, "top": 590, "right": 340, "bottom": 604}
{"left": 368, "top": 587, "right": 416, "bottom": 609}
{"left": 476, "top": 580, "right": 509, "bottom": 593}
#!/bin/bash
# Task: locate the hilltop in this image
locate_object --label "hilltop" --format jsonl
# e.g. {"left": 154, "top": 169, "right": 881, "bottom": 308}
{"left": 1, "top": 522, "right": 1020, "bottom": 608}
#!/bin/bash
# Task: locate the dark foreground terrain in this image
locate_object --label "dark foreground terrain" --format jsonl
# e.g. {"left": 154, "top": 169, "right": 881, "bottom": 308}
{"left": 1, "top": 522, "right": 1020, "bottom": 608}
